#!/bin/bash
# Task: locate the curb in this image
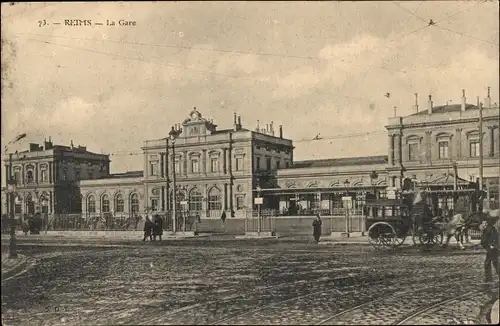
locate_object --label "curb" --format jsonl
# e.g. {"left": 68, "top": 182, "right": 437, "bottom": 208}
{"left": 491, "top": 299, "right": 499, "bottom": 325}
{"left": 1, "top": 254, "right": 28, "bottom": 280}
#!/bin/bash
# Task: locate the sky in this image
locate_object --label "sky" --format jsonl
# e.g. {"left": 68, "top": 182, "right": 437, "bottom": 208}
{"left": 1, "top": 1, "right": 499, "bottom": 175}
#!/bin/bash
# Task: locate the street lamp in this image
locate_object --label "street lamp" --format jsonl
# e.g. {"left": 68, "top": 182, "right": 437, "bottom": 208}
{"left": 6, "top": 153, "right": 18, "bottom": 258}
{"left": 370, "top": 171, "right": 379, "bottom": 199}
{"left": 169, "top": 125, "right": 182, "bottom": 234}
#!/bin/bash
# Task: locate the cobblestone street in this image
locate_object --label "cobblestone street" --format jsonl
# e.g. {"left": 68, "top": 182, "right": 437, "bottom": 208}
{"left": 1, "top": 239, "right": 498, "bottom": 325}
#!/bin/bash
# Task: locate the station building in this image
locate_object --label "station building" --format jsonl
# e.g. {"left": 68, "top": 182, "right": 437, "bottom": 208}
{"left": 3, "top": 89, "right": 499, "bottom": 222}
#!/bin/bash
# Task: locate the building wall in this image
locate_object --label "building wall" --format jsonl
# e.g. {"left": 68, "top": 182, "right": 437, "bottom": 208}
{"left": 386, "top": 102, "right": 499, "bottom": 197}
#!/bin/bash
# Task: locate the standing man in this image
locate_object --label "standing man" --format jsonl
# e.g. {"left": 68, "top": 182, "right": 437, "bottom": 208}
{"left": 221, "top": 211, "right": 226, "bottom": 225}
{"left": 481, "top": 213, "right": 499, "bottom": 284}
{"left": 312, "top": 214, "right": 322, "bottom": 244}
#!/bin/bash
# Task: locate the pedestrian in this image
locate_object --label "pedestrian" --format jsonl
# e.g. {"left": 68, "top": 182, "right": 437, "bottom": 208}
{"left": 221, "top": 211, "right": 226, "bottom": 225}
{"left": 153, "top": 214, "right": 163, "bottom": 241}
{"left": 312, "top": 214, "right": 322, "bottom": 244}
{"left": 142, "top": 216, "right": 153, "bottom": 242}
{"left": 481, "top": 214, "right": 499, "bottom": 284}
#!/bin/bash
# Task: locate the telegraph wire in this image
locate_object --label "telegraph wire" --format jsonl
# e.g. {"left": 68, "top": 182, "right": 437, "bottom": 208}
{"left": 106, "top": 130, "right": 388, "bottom": 157}
{"left": 431, "top": 25, "right": 499, "bottom": 46}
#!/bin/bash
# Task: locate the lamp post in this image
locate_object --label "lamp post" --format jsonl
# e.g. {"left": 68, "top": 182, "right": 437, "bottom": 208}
{"left": 7, "top": 153, "right": 18, "bottom": 258}
{"left": 256, "top": 185, "right": 262, "bottom": 235}
{"left": 342, "top": 179, "right": 351, "bottom": 238}
{"left": 169, "top": 125, "right": 182, "bottom": 233}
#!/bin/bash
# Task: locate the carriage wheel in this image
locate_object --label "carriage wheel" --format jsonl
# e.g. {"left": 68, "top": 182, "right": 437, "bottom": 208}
{"left": 393, "top": 234, "right": 407, "bottom": 247}
{"left": 368, "top": 222, "right": 397, "bottom": 250}
{"left": 418, "top": 228, "right": 443, "bottom": 247}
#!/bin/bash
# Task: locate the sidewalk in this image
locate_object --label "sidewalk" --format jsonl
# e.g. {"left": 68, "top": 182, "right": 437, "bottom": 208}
{"left": 1, "top": 253, "right": 28, "bottom": 279}
{"left": 8, "top": 230, "right": 208, "bottom": 240}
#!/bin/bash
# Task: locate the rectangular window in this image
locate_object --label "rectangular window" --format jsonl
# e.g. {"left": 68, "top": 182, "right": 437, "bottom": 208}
{"left": 408, "top": 143, "right": 418, "bottom": 161}
{"left": 276, "top": 160, "right": 281, "bottom": 169}
{"left": 470, "top": 140, "right": 480, "bottom": 157}
{"left": 266, "top": 157, "right": 272, "bottom": 170}
{"left": 210, "top": 158, "right": 218, "bottom": 172}
{"left": 235, "top": 157, "right": 243, "bottom": 171}
{"left": 174, "top": 160, "right": 180, "bottom": 174}
{"left": 75, "top": 170, "right": 81, "bottom": 181}
{"left": 151, "top": 198, "right": 158, "bottom": 211}
{"left": 150, "top": 161, "right": 158, "bottom": 176}
{"left": 191, "top": 126, "right": 199, "bottom": 135}
{"left": 438, "top": 141, "right": 449, "bottom": 159}
{"left": 236, "top": 196, "right": 244, "bottom": 210}
{"left": 191, "top": 159, "right": 199, "bottom": 173}
{"left": 256, "top": 157, "right": 261, "bottom": 171}
{"left": 13, "top": 171, "right": 20, "bottom": 184}
{"left": 285, "top": 161, "right": 289, "bottom": 168}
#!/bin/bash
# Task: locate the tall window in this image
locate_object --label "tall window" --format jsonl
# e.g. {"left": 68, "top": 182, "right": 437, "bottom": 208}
{"left": 210, "top": 158, "right": 218, "bottom": 172}
{"left": 130, "top": 193, "right": 139, "bottom": 213}
{"left": 470, "top": 140, "right": 480, "bottom": 157}
{"left": 13, "top": 168, "right": 21, "bottom": 184}
{"left": 235, "top": 157, "right": 243, "bottom": 171}
{"left": 266, "top": 157, "right": 272, "bottom": 170}
{"left": 189, "top": 188, "right": 203, "bottom": 211}
{"left": 150, "top": 161, "right": 158, "bottom": 176}
{"left": 208, "top": 187, "right": 222, "bottom": 210}
{"left": 174, "top": 160, "right": 180, "bottom": 174}
{"left": 26, "top": 195, "right": 34, "bottom": 215}
{"left": 101, "top": 194, "right": 110, "bottom": 213}
{"left": 276, "top": 160, "right": 281, "bottom": 169}
{"left": 14, "top": 197, "right": 22, "bottom": 214}
{"left": 151, "top": 198, "right": 158, "bottom": 211}
{"left": 191, "top": 159, "right": 200, "bottom": 173}
{"left": 115, "top": 194, "right": 124, "bottom": 213}
{"left": 26, "top": 170, "right": 34, "bottom": 184}
{"left": 408, "top": 142, "right": 418, "bottom": 161}
{"left": 256, "top": 157, "right": 261, "bottom": 170}
{"left": 438, "top": 141, "right": 449, "bottom": 159}
{"left": 62, "top": 168, "right": 68, "bottom": 181}
{"left": 87, "top": 195, "right": 96, "bottom": 213}
{"left": 236, "top": 196, "right": 244, "bottom": 210}
{"left": 40, "top": 166, "right": 48, "bottom": 183}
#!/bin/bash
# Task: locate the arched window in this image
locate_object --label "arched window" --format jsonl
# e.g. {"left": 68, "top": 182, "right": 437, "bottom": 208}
{"left": 208, "top": 187, "right": 222, "bottom": 211}
{"left": 13, "top": 168, "right": 21, "bottom": 185}
{"left": 189, "top": 188, "right": 202, "bottom": 211}
{"left": 40, "top": 193, "right": 49, "bottom": 214}
{"left": 101, "top": 194, "right": 110, "bottom": 213}
{"left": 40, "top": 165, "right": 48, "bottom": 183}
{"left": 115, "top": 193, "right": 124, "bottom": 213}
{"left": 130, "top": 193, "right": 139, "bottom": 213}
{"left": 87, "top": 195, "right": 96, "bottom": 213}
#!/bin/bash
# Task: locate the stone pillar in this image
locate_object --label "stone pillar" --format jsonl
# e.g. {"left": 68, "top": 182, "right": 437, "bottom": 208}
{"left": 223, "top": 148, "right": 227, "bottom": 174}
{"left": 161, "top": 186, "right": 165, "bottom": 211}
{"left": 34, "top": 163, "right": 38, "bottom": 184}
{"left": 394, "top": 133, "right": 401, "bottom": 164}
{"left": 48, "top": 162, "right": 53, "bottom": 183}
{"left": 160, "top": 153, "right": 164, "bottom": 178}
{"left": 21, "top": 164, "right": 25, "bottom": 185}
{"left": 488, "top": 126, "right": 495, "bottom": 157}
{"left": 202, "top": 149, "right": 207, "bottom": 175}
{"left": 49, "top": 191, "right": 54, "bottom": 214}
{"left": 455, "top": 128, "right": 462, "bottom": 159}
{"left": 425, "top": 131, "right": 432, "bottom": 163}
{"left": 183, "top": 151, "right": 188, "bottom": 177}
{"left": 388, "top": 135, "right": 394, "bottom": 166}
{"left": 223, "top": 183, "right": 228, "bottom": 211}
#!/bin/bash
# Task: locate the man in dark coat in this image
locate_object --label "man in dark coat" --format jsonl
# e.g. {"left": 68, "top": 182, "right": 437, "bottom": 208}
{"left": 481, "top": 214, "right": 499, "bottom": 283}
{"left": 153, "top": 214, "right": 163, "bottom": 241}
{"left": 142, "top": 216, "right": 153, "bottom": 242}
{"left": 312, "top": 214, "right": 322, "bottom": 244}
{"left": 221, "top": 211, "right": 226, "bottom": 225}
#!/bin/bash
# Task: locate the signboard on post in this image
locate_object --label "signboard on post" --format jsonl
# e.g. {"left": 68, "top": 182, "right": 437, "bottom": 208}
{"left": 342, "top": 196, "right": 352, "bottom": 209}
{"left": 254, "top": 197, "right": 263, "bottom": 205}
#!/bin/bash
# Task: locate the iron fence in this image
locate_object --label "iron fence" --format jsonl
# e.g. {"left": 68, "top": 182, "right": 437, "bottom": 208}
{"left": 244, "top": 209, "right": 276, "bottom": 233}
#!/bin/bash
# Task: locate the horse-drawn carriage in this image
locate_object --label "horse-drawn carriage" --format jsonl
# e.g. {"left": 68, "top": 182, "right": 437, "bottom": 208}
{"left": 365, "top": 187, "right": 485, "bottom": 250}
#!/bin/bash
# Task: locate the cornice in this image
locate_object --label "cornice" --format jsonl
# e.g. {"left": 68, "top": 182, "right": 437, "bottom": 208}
{"left": 386, "top": 116, "right": 499, "bottom": 130}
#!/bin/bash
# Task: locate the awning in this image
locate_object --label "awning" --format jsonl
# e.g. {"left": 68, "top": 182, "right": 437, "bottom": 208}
{"left": 365, "top": 199, "right": 407, "bottom": 208}
{"left": 416, "top": 173, "right": 471, "bottom": 187}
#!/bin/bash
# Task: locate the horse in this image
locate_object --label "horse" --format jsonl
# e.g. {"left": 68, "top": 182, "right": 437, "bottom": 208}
{"left": 441, "top": 209, "right": 493, "bottom": 249}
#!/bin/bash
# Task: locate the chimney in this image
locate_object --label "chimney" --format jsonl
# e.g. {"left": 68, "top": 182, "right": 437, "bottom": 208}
{"left": 428, "top": 95, "right": 433, "bottom": 115}
{"left": 266, "top": 124, "right": 269, "bottom": 134}
{"left": 414, "top": 93, "right": 419, "bottom": 113}
{"left": 237, "top": 116, "right": 241, "bottom": 127}
{"left": 461, "top": 89, "right": 466, "bottom": 111}
{"left": 279, "top": 125, "right": 283, "bottom": 139}
{"left": 233, "top": 112, "right": 238, "bottom": 131}
{"left": 484, "top": 86, "right": 491, "bottom": 109}
{"left": 256, "top": 120, "right": 260, "bottom": 132}
{"left": 270, "top": 121, "right": 274, "bottom": 136}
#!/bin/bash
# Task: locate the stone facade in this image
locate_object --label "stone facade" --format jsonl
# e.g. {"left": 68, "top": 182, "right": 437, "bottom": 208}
{"left": 386, "top": 91, "right": 499, "bottom": 201}
{"left": 2, "top": 139, "right": 110, "bottom": 215}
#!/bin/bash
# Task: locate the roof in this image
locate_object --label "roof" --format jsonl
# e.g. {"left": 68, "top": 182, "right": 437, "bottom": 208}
{"left": 212, "top": 128, "right": 250, "bottom": 134}
{"left": 417, "top": 173, "right": 470, "bottom": 186}
{"left": 408, "top": 104, "right": 477, "bottom": 116}
{"left": 99, "top": 170, "right": 144, "bottom": 179}
{"left": 293, "top": 155, "right": 388, "bottom": 168}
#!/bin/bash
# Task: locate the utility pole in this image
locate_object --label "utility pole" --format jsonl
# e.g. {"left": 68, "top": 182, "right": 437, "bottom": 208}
{"left": 478, "top": 99, "right": 484, "bottom": 192}
{"left": 165, "top": 137, "right": 169, "bottom": 215}
{"left": 8, "top": 153, "right": 18, "bottom": 258}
